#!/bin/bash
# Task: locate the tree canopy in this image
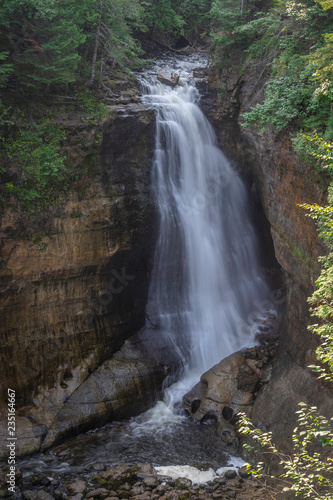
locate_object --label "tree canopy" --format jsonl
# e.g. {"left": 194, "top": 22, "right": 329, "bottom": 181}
{"left": 0, "top": 0, "right": 213, "bottom": 99}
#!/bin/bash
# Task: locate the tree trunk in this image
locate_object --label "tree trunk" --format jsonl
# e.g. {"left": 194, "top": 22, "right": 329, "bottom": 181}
{"left": 85, "top": 0, "right": 102, "bottom": 88}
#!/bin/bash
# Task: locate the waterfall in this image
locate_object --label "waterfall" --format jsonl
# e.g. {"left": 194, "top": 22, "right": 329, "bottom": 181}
{"left": 142, "top": 58, "right": 273, "bottom": 380}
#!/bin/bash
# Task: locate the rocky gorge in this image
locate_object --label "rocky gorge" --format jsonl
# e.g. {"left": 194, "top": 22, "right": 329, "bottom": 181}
{"left": 0, "top": 47, "right": 333, "bottom": 499}
{"left": 200, "top": 51, "right": 333, "bottom": 453}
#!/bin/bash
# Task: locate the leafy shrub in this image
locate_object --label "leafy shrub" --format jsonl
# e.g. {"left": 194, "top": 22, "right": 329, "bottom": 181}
{"left": 2, "top": 123, "right": 69, "bottom": 214}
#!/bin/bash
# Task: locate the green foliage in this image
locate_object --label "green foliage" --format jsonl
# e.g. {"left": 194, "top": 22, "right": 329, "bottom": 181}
{"left": 315, "top": 0, "right": 333, "bottom": 9}
{"left": 77, "top": 90, "right": 108, "bottom": 122}
{"left": 0, "top": 0, "right": 213, "bottom": 94}
{"left": 210, "top": 0, "right": 267, "bottom": 49}
{"left": 305, "top": 133, "right": 333, "bottom": 172}
{"left": 0, "top": 0, "right": 91, "bottom": 89}
{"left": 142, "top": 0, "right": 185, "bottom": 34}
{"left": 242, "top": 72, "right": 312, "bottom": 133}
{"left": 178, "top": 0, "right": 212, "bottom": 38}
{"left": 97, "top": 0, "right": 147, "bottom": 71}
{"left": 239, "top": 405, "right": 333, "bottom": 499}
{"left": 300, "top": 152, "right": 333, "bottom": 380}
{"left": 2, "top": 122, "right": 69, "bottom": 214}
{"left": 309, "top": 33, "right": 333, "bottom": 100}
{"left": 308, "top": 255, "right": 333, "bottom": 380}
{"left": 210, "top": 0, "right": 248, "bottom": 33}
{"left": 0, "top": 0, "right": 150, "bottom": 94}
{"left": 292, "top": 132, "right": 333, "bottom": 176}
{"left": 234, "top": 9, "right": 281, "bottom": 59}
{"left": 228, "top": 0, "right": 333, "bottom": 138}
{"left": 0, "top": 51, "right": 13, "bottom": 87}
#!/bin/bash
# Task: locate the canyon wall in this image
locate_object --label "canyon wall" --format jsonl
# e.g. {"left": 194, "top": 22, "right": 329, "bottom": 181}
{"left": 0, "top": 101, "right": 183, "bottom": 455}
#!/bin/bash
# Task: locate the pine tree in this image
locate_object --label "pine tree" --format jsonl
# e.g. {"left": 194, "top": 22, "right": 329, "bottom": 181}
{"left": 0, "top": 0, "right": 90, "bottom": 90}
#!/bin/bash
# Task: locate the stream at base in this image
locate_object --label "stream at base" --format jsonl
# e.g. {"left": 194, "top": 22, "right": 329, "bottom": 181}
{"left": 18, "top": 412, "right": 242, "bottom": 481}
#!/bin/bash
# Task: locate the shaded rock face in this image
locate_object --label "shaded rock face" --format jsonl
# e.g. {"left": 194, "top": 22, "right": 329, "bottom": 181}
{"left": 40, "top": 327, "right": 183, "bottom": 451}
{"left": 0, "top": 103, "right": 164, "bottom": 455}
{"left": 202, "top": 56, "right": 333, "bottom": 451}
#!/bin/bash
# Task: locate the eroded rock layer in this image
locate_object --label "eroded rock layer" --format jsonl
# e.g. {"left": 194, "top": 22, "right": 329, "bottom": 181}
{"left": 0, "top": 102, "right": 163, "bottom": 455}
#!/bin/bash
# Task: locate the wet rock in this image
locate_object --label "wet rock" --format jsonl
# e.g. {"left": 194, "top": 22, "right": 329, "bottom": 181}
{"left": 175, "top": 478, "right": 192, "bottom": 489}
{"left": 182, "top": 350, "right": 266, "bottom": 440}
{"left": 159, "top": 492, "right": 179, "bottom": 500}
{"left": 130, "top": 493, "right": 151, "bottom": 500}
{"left": 69, "top": 495, "right": 82, "bottom": 500}
{"left": 131, "top": 484, "right": 145, "bottom": 496}
{"left": 52, "top": 490, "right": 66, "bottom": 500}
{"left": 243, "top": 348, "right": 258, "bottom": 360}
{"left": 135, "top": 464, "right": 155, "bottom": 475}
{"left": 193, "top": 68, "right": 208, "bottom": 78}
{"left": 229, "top": 479, "right": 242, "bottom": 489}
{"left": 30, "top": 474, "right": 49, "bottom": 487}
{"left": 68, "top": 480, "right": 86, "bottom": 496}
{"left": 211, "top": 492, "right": 224, "bottom": 499}
{"left": 22, "top": 491, "right": 55, "bottom": 500}
{"left": 157, "top": 72, "right": 179, "bottom": 87}
{"left": 238, "top": 466, "right": 250, "bottom": 479}
{"left": 92, "top": 464, "right": 158, "bottom": 492}
{"left": 0, "top": 489, "right": 14, "bottom": 499}
{"left": 86, "top": 488, "right": 110, "bottom": 499}
{"left": 42, "top": 332, "right": 182, "bottom": 450}
{"left": 236, "top": 364, "right": 259, "bottom": 392}
{"left": 155, "top": 475, "right": 174, "bottom": 485}
{"left": 142, "top": 476, "right": 158, "bottom": 488}
{"left": 224, "top": 470, "right": 237, "bottom": 480}
{"left": 92, "top": 464, "right": 106, "bottom": 472}
{"left": 214, "top": 478, "right": 226, "bottom": 486}
{"left": 155, "top": 484, "right": 167, "bottom": 494}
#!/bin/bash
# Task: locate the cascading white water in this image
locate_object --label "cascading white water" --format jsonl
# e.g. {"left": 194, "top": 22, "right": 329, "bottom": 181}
{"left": 142, "top": 58, "right": 273, "bottom": 382}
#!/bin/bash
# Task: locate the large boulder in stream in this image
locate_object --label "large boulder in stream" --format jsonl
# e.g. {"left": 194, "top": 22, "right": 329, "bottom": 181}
{"left": 182, "top": 346, "right": 276, "bottom": 444}
{"left": 157, "top": 72, "right": 180, "bottom": 87}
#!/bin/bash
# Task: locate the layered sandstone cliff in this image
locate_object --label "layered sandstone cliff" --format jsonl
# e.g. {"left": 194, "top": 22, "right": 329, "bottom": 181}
{"left": 0, "top": 102, "right": 182, "bottom": 455}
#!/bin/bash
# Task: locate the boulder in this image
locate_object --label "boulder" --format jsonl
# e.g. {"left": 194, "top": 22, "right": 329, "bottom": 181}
{"left": 182, "top": 348, "right": 273, "bottom": 442}
{"left": 68, "top": 480, "right": 87, "bottom": 496}
{"left": 157, "top": 72, "right": 180, "bottom": 87}
{"left": 41, "top": 329, "right": 183, "bottom": 450}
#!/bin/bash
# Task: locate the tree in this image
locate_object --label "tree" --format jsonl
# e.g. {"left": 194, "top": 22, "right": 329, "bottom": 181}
{"left": 0, "top": 0, "right": 91, "bottom": 89}
{"left": 177, "top": 0, "right": 212, "bottom": 40}
{"left": 142, "top": 0, "right": 184, "bottom": 35}
{"left": 238, "top": 0, "right": 333, "bottom": 138}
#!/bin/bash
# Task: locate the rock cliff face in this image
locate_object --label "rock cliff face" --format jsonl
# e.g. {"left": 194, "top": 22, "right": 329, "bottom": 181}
{"left": 0, "top": 102, "right": 180, "bottom": 455}
{"left": 200, "top": 56, "right": 333, "bottom": 451}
